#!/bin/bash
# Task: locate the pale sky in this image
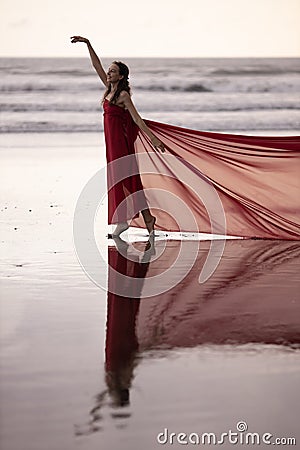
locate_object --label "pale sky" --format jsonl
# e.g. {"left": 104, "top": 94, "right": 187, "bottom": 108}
{"left": 0, "top": 0, "right": 299, "bottom": 57}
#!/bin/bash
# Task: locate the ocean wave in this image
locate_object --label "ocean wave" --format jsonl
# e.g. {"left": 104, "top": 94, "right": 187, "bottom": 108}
{"left": 0, "top": 121, "right": 103, "bottom": 133}
{"left": 137, "top": 84, "right": 212, "bottom": 92}
{"left": 134, "top": 81, "right": 300, "bottom": 94}
{"left": 1, "top": 110, "right": 299, "bottom": 133}
{"left": 0, "top": 84, "right": 58, "bottom": 92}
{"left": 1, "top": 79, "right": 300, "bottom": 94}
{"left": 0, "top": 103, "right": 98, "bottom": 112}
{"left": 1, "top": 123, "right": 298, "bottom": 133}
{"left": 0, "top": 83, "right": 213, "bottom": 93}
{"left": 211, "top": 68, "right": 300, "bottom": 76}
{"left": 1, "top": 102, "right": 299, "bottom": 113}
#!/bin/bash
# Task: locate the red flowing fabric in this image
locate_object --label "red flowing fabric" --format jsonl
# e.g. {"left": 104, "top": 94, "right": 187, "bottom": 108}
{"left": 133, "top": 122, "right": 300, "bottom": 239}
{"left": 135, "top": 240, "right": 300, "bottom": 348}
{"left": 103, "top": 100, "right": 300, "bottom": 239}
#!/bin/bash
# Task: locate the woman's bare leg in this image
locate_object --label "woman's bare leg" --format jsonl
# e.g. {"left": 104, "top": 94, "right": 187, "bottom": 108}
{"left": 141, "top": 209, "right": 156, "bottom": 235}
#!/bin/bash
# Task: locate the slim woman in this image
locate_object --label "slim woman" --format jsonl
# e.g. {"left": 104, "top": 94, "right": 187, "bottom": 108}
{"left": 70, "top": 36, "right": 165, "bottom": 237}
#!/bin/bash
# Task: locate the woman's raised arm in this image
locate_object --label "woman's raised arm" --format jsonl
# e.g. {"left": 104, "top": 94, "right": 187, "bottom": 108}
{"left": 70, "top": 36, "right": 108, "bottom": 87}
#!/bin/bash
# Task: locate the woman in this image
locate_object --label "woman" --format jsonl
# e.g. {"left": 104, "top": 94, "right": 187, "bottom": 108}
{"left": 70, "top": 37, "right": 300, "bottom": 241}
{"left": 70, "top": 36, "right": 165, "bottom": 237}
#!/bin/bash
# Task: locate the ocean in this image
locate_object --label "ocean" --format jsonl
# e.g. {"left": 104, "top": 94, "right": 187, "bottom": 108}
{"left": 1, "top": 56, "right": 300, "bottom": 134}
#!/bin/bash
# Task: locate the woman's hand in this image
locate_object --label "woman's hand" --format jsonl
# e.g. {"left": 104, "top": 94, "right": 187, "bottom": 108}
{"left": 70, "top": 36, "right": 89, "bottom": 44}
{"left": 151, "top": 136, "right": 166, "bottom": 153}
{"left": 70, "top": 37, "right": 108, "bottom": 87}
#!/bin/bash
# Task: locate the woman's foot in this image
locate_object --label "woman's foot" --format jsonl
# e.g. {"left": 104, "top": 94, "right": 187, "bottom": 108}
{"left": 144, "top": 216, "right": 156, "bottom": 235}
{"left": 112, "top": 235, "right": 129, "bottom": 253}
{"left": 107, "top": 222, "right": 129, "bottom": 239}
{"left": 143, "top": 233, "right": 156, "bottom": 255}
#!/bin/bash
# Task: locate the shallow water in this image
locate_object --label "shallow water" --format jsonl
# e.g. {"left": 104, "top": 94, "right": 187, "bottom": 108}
{"left": 1, "top": 239, "right": 300, "bottom": 450}
{"left": 1, "top": 133, "right": 300, "bottom": 449}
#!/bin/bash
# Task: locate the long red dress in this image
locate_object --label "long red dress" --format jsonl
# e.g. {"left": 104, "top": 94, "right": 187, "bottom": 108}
{"left": 103, "top": 98, "right": 148, "bottom": 224}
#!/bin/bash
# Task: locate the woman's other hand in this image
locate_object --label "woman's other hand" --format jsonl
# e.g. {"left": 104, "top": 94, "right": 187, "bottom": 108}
{"left": 151, "top": 136, "right": 165, "bottom": 153}
{"left": 70, "top": 36, "right": 89, "bottom": 44}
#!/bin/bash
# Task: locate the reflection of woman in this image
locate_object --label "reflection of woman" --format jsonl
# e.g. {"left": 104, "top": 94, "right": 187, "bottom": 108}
{"left": 105, "top": 236, "right": 154, "bottom": 403}
{"left": 70, "top": 36, "right": 165, "bottom": 237}
{"left": 74, "top": 238, "right": 153, "bottom": 435}
{"left": 105, "top": 294, "right": 139, "bottom": 408}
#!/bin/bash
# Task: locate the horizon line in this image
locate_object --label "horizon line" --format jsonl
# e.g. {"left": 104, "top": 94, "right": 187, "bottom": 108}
{"left": 1, "top": 55, "right": 300, "bottom": 59}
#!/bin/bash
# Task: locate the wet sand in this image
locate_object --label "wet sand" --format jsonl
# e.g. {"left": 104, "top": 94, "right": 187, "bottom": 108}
{"left": 1, "top": 133, "right": 300, "bottom": 450}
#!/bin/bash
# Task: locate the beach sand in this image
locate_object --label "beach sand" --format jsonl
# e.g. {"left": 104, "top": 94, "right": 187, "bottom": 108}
{"left": 1, "top": 132, "right": 300, "bottom": 450}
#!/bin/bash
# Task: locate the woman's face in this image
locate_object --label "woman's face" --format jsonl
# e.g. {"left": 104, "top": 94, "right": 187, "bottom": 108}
{"left": 107, "top": 64, "right": 123, "bottom": 83}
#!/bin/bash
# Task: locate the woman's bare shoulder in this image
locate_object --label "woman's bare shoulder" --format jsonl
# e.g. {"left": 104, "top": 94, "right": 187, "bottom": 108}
{"left": 119, "top": 90, "right": 131, "bottom": 101}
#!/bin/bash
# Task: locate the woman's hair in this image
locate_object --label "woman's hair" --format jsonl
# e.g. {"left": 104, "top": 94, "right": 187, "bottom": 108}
{"left": 103, "top": 61, "right": 131, "bottom": 104}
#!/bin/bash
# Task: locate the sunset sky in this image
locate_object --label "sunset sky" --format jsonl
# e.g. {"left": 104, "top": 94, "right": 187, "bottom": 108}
{"left": 0, "top": 0, "right": 299, "bottom": 57}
